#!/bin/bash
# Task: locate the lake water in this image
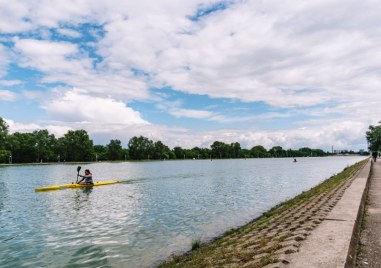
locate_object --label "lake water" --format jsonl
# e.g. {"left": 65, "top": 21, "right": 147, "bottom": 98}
{"left": 0, "top": 156, "right": 366, "bottom": 267}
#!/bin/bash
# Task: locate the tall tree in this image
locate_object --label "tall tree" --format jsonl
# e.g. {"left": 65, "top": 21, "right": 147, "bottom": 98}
{"left": 0, "top": 117, "right": 9, "bottom": 150}
{"left": 298, "top": 147, "right": 312, "bottom": 157}
{"left": 230, "top": 142, "right": 242, "bottom": 158}
{"left": 191, "top": 147, "right": 211, "bottom": 159}
{"left": 57, "top": 130, "right": 94, "bottom": 162}
{"left": 106, "top": 139, "right": 123, "bottom": 160}
{"left": 0, "top": 117, "right": 10, "bottom": 163}
{"left": 33, "top": 129, "right": 57, "bottom": 162}
{"left": 269, "top": 146, "right": 285, "bottom": 157}
{"left": 173, "top": 146, "right": 185, "bottom": 159}
{"left": 7, "top": 132, "right": 37, "bottom": 163}
{"left": 94, "top": 145, "right": 107, "bottom": 161}
{"left": 128, "top": 136, "right": 154, "bottom": 160}
{"left": 366, "top": 122, "right": 381, "bottom": 151}
{"left": 153, "top": 140, "right": 171, "bottom": 159}
{"left": 211, "top": 141, "right": 229, "bottom": 158}
{"left": 250, "top": 145, "right": 269, "bottom": 158}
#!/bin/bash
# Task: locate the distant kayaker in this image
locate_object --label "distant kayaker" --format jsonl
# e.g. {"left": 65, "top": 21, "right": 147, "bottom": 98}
{"left": 78, "top": 169, "right": 93, "bottom": 184}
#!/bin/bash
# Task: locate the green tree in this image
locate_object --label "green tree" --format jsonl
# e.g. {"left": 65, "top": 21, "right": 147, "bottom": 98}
{"left": 298, "top": 147, "right": 312, "bottom": 157}
{"left": 0, "top": 117, "right": 9, "bottom": 150}
{"left": 230, "top": 142, "right": 242, "bottom": 158}
{"left": 269, "top": 146, "right": 285, "bottom": 157}
{"left": 311, "top": 149, "right": 326, "bottom": 157}
{"left": 94, "top": 145, "right": 107, "bottom": 161}
{"left": 173, "top": 146, "right": 185, "bottom": 159}
{"left": 128, "top": 136, "right": 154, "bottom": 160}
{"left": 153, "top": 140, "right": 171, "bottom": 159}
{"left": 0, "top": 117, "right": 10, "bottom": 163}
{"left": 211, "top": 141, "right": 229, "bottom": 159}
{"left": 122, "top": 148, "right": 130, "bottom": 160}
{"left": 366, "top": 122, "right": 381, "bottom": 152}
{"left": 0, "top": 150, "right": 9, "bottom": 163}
{"left": 241, "top": 148, "right": 250, "bottom": 158}
{"left": 57, "top": 130, "right": 94, "bottom": 162}
{"left": 33, "top": 129, "right": 57, "bottom": 162}
{"left": 7, "top": 132, "right": 36, "bottom": 163}
{"left": 250, "top": 145, "right": 269, "bottom": 158}
{"left": 106, "top": 139, "right": 123, "bottom": 160}
{"left": 190, "top": 147, "right": 211, "bottom": 159}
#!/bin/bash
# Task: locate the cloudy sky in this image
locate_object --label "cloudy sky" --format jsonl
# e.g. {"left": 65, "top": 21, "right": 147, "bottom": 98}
{"left": 0, "top": 0, "right": 379, "bottom": 151}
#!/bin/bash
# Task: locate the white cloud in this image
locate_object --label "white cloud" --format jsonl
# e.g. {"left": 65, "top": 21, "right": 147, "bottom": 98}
{"left": 156, "top": 99, "right": 217, "bottom": 119}
{"left": 1, "top": 0, "right": 379, "bottom": 150}
{"left": 5, "top": 119, "right": 42, "bottom": 133}
{"left": 42, "top": 88, "right": 149, "bottom": 125}
{"left": 0, "top": 80, "right": 22, "bottom": 86}
{"left": 4, "top": 113, "right": 368, "bottom": 152}
{"left": 170, "top": 120, "right": 368, "bottom": 151}
{"left": 13, "top": 38, "right": 151, "bottom": 101}
{"left": 0, "top": 90, "right": 17, "bottom": 101}
{"left": 57, "top": 28, "right": 81, "bottom": 38}
{"left": 45, "top": 124, "right": 73, "bottom": 138}
{"left": 0, "top": 1, "right": 33, "bottom": 33}
{"left": 80, "top": 0, "right": 381, "bottom": 112}
{"left": 0, "top": 44, "right": 10, "bottom": 77}
{"left": 14, "top": 38, "right": 85, "bottom": 73}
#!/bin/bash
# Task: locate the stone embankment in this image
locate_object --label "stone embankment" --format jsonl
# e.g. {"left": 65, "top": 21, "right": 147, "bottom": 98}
{"left": 159, "top": 159, "right": 370, "bottom": 268}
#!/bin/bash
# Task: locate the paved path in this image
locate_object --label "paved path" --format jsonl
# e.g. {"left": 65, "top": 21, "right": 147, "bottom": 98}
{"left": 356, "top": 159, "right": 381, "bottom": 268}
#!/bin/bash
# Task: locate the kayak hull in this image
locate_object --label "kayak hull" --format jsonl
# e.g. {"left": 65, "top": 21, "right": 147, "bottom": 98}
{"left": 35, "top": 180, "right": 122, "bottom": 192}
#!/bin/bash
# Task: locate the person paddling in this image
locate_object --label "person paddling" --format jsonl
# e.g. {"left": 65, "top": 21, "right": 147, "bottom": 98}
{"left": 78, "top": 169, "right": 93, "bottom": 185}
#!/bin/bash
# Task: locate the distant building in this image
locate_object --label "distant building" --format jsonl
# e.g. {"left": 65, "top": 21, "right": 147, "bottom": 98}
{"left": 334, "top": 149, "right": 347, "bottom": 154}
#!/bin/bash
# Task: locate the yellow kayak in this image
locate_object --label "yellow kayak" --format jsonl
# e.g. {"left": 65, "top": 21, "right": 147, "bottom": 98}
{"left": 35, "top": 180, "right": 122, "bottom": 192}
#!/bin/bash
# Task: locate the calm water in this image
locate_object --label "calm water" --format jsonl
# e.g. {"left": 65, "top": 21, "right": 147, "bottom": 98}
{"left": 0, "top": 156, "right": 366, "bottom": 267}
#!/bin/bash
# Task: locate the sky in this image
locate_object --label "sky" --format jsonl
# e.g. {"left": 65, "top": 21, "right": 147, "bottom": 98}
{"left": 0, "top": 0, "right": 379, "bottom": 151}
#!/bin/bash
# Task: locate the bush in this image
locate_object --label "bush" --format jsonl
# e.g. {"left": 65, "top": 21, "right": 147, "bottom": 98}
{"left": 0, "top": 150, "right": 10, "bottom": 164}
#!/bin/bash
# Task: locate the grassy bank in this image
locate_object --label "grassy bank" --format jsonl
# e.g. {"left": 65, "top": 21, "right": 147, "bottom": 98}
{"left": 159, "top": 158, "right": 369, "bottom": 268}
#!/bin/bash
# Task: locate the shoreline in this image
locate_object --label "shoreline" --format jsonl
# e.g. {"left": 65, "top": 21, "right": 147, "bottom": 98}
{"left": 0, "top": 154, "right": 366, "bottom": 167}
{"left": 159, "top": 158, "right": 369, "bottom": 267}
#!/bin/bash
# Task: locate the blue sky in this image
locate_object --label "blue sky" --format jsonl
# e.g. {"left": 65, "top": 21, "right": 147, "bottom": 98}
{"left": 0, "top": 0, "right": 379, "bottom": 151}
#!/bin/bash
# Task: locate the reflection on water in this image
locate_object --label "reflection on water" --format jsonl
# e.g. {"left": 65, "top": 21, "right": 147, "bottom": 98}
{"left": 64, "top": 244, "right": 112, "bottom": 268}
{"left": 72, "top": 187, "right": 93, "bottom": 210}
{"left": 0, "top": 181, "right": 7, "bottom": 211}
{"left": 82, "top": 186, "right": 93, "bottom": 195}
{"left": 0, "top": 156, "right": 367, "bottom": 267}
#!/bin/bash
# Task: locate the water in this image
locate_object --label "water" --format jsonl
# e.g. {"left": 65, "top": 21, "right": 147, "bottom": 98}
{"left": 0, "top": 156, "right": 366, "bottom": 267}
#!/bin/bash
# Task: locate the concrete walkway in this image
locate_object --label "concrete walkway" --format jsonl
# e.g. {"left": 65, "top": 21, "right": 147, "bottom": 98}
{"left": 285, "top": 159, "right": 371, "bottom": 268}
{"left": 356, "top": 160, "right": 381, "bottom": 267}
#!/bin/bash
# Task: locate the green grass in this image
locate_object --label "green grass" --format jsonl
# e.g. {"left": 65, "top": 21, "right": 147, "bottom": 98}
{"left": 191, "top": 237, "right": 202, "bottom": 250}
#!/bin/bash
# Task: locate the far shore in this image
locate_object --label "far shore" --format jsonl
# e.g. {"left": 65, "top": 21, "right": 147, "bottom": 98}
{"left": 0, "top": 154, "right": 367, "bottom": 167}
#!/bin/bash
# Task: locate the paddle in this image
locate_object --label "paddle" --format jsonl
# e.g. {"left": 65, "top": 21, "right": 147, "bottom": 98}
{"left": 76, "top": 166, "right": 81, "bottom": 183}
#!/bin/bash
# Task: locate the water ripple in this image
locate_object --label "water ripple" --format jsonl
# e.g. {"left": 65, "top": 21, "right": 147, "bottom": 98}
{"left": 0, "top": 156, "right": 367, "bottom": 267}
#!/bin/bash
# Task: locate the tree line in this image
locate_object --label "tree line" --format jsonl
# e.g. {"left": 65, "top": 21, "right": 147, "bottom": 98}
{"left": 366, "top": 121, "right": 381, "bottom": 153}
{"left": 0, "top": 116, "right": 364, "bottom": 164}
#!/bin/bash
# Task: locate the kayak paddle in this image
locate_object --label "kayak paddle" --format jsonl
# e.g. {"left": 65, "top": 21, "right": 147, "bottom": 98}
{"left": 76, "top": 166, "right": 81, "bottom": 183}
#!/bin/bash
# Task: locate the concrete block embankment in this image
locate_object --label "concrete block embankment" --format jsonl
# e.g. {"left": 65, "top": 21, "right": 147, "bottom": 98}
{"left": 285, "top": 160, "right": 371, "bottom": 268}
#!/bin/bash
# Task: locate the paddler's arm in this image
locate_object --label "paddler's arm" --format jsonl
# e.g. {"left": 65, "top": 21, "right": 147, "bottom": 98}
{"left": 77, "top": 175, "right": 84, "bottom": 183}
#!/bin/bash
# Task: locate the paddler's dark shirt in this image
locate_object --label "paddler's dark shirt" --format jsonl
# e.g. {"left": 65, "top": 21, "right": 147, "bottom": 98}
{"left": 79, "top": 174, "right": 93, "bottom": 184}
